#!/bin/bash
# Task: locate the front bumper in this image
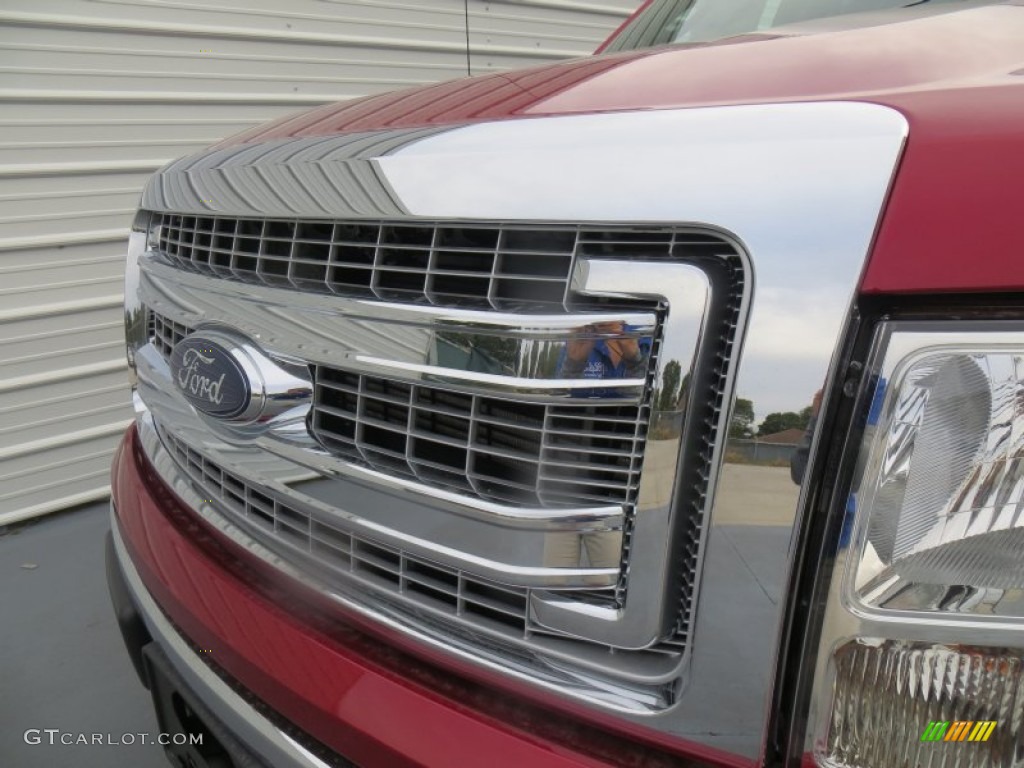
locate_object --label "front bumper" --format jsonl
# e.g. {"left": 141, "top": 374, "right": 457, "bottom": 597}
{"left": 108, "top": 424, "right": 615, "bottom": 768}
{"left": 106, "top": 519, "right": 339, "bottom": 768}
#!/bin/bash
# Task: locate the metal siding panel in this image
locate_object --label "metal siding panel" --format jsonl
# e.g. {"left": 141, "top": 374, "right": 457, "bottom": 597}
{"left": 0, "top": 432, "right": 128, "bottom": 526}
{"left": 468, "top": 0, "right": 634, "bottom": 72}
{"left": 0, "top": 309, "right": 125, "bottom": 380}
{"left": 0, "top": 375, "right": 129, "bottom": 449}
{"left": 0, "top": 0, "right": 631, "bottom": 520}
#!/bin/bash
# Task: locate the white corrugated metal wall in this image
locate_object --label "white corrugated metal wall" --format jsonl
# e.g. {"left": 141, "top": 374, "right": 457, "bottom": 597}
{"left": 0, "top": 0, "right": 637, "bottom": 525}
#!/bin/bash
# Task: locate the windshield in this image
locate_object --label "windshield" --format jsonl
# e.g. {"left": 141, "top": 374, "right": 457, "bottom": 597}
{"left": 604, "top": 0, "right": 969, "bottom": 51}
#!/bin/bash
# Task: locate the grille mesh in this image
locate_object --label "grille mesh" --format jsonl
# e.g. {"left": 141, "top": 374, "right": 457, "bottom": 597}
{"left": 149, "top": 311, "right": 189, "bottom": 359}
{"left": 152, "top": 213, "right": 733, "bottom": 312}
{"left": 312, "top": 367, "right": 647, "bottom": 508}
{"left": 666, "top": 254, "right": 746, "bottom": 646}
{"left": 155, "top": 214, "right": 578, "bottom": 311}
{"left": 162, "top": 432, "right": 692, "bottom": 667}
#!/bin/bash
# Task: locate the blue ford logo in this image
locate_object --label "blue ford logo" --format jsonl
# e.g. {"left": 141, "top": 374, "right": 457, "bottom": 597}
{"left": 170, "top": 335, "right": 251, "bottom": 419}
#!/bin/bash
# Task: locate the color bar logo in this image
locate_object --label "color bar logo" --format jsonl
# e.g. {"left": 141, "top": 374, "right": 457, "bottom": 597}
{"left": 921, "top": 721, "right": 997, "bottom": 742}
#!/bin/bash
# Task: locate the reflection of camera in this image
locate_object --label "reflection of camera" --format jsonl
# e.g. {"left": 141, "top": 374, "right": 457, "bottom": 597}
{"left": 562, "top": 320, "right": 650, "bottom": 386}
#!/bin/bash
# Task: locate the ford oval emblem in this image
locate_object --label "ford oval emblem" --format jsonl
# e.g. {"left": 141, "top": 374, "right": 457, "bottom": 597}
{"left": 170, "top": 335, "right": 251, "bottom": 419}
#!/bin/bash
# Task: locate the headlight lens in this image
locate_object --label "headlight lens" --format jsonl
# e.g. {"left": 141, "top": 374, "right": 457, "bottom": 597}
{"left": 852, "top": 346, "right": 1024, "bottom": 616}
{"left": 804, "top": 322, "right": 1024, "bottom": 768}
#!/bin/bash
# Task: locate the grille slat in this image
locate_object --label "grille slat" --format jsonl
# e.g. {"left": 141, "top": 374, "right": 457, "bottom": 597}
{"left": 156, "top": 214, "right": 584, "bottom": 312}
{"left": 149, "top": 312, "right": 189, "bottom": 359}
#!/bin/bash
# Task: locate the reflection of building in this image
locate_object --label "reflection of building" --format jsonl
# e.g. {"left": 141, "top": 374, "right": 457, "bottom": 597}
{"left": 757, "top": 428, "right": 805, "bottom": 445}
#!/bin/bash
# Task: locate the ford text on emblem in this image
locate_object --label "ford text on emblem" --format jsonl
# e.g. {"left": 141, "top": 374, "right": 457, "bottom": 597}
{"left": 170, "top": 336, "right": 251, "bottom": 419}
{"left": 168, "top": 330, "right": 312, "bottom": 426}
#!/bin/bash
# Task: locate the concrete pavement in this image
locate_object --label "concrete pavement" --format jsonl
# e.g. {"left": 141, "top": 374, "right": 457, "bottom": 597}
{"left": 0, "top": 502, "right": 168, "bottom": 768}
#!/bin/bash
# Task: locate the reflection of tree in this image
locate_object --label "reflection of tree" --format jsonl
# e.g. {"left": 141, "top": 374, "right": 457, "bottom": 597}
{"left": 123, "top": 306, "right": 147, "bottom": 371}
{"left": 443, "top": 332, "right": 519, "bottom": 363}
{"left": 125, "top": 306, "right": 146, "bottom": 338}
{"left": 435, "top": 332, "right": 518, "bottom": 375}
{"left": 124, "top": 306, "right": 147, "bottom": 354}
{"left": 657, "top": 360, "right": 682, "bottom": 412}
{"left": 729, "top": 397, "right": 755, "bottom": 439}
{"left": 649, "top": 362, "right": 688, "bottom": 439}
{"left": 540, "top": 343, "right": 560, "bottom": 376}
{"left": 758, "top": 407, "right": 812, "bottom": 437}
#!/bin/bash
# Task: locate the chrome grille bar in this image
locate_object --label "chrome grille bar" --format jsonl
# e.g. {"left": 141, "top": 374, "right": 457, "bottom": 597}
{"left": 138, "top": 256, "right": 653, "bottom": 402}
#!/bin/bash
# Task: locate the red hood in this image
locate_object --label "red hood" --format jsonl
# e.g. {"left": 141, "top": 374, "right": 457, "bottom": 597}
{"left": 212, "top": 2, "right": 1024, "bottom": 294}
{"left": 218, "top": 2, "right": 1024, "bottom": 146}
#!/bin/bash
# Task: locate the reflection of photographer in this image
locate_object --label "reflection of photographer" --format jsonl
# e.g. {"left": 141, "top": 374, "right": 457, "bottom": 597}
{"left": 559, "top": 321, "right": 650, "bottom": 380}
{"left": 543, "top": 530, "right": 621, "bottom": 569}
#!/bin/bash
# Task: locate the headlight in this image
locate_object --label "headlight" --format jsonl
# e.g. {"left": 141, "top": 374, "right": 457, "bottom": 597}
{"left": 803, "top": 322, "right": 1024, "bottom": 768}
{"left": 851, "top": 343, "right": 1024, "bottom": 615}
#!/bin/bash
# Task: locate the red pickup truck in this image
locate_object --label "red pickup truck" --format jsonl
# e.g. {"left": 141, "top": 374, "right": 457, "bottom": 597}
{"left": 105, "top": 1, "right": 1024, "bottom": 766}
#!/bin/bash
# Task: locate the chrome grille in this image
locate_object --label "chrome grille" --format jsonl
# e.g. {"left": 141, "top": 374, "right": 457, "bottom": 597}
{"left": 312, "top": 367, "right": 647, "bottom": 508}
{"left": 162, "top": 431, "right": 685, "bottom": 670}
{"left": 155, "top": 213, "right": 579, "bottom": 311}
{"left": 146, "top": 309, "right": 649, "bottom": 510}
{"left": 140, "top": 216, "right": 746, "bottom": 695}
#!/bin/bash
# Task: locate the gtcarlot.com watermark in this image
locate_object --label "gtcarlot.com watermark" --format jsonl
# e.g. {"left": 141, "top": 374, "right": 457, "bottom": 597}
{"left": 24, "top": 728, "right": 202, "bottom": 747}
